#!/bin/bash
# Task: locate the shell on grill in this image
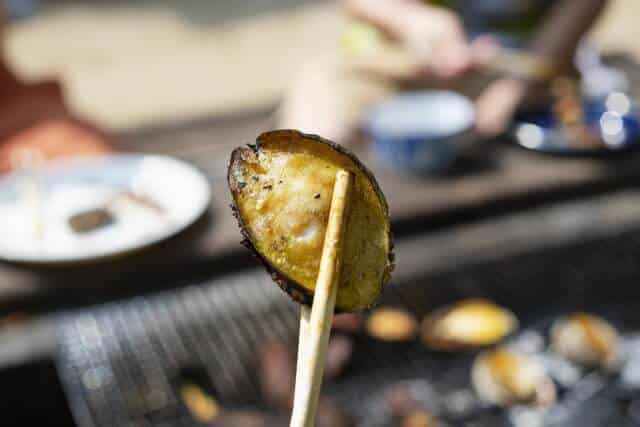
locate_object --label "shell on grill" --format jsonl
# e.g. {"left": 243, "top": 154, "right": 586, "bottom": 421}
{"left": 180, "top": 383, "right": 221, "bottom": 423}
{"left": 228, "top": 130, "right": 393, "bottom": 312}
{"left": 550, "top": 312, "right": 622, "bottom": 371}
{"left": 367, "top": 307, "right": 418, "bottom": 342}
{"left": 472, "top": 348, "right": 556, "bottom": 407}
{"left": 421, "top": 299, "right": 518, "bottom": 351}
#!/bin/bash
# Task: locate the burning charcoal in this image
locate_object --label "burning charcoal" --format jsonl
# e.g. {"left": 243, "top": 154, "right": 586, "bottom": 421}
{"left": 384, "top": 383, "right": 420, "bottom": 417}
{"left": 400, "top": 410, "right": 436, "bottom": 427}
{"left": 551, "top": 313, "right": 622, "bottom": 371}
{"left": 366, "top": 308, "right": 418, "bottom": 342}
{"left": 332, "top": 313, "right": 364, "bottom": 334}
{"left": 212, "top": 411, "right": 271, "bottom": 427}
{"left": 68, "top": 208, "right": 114, "bottom": 233}
{"left": 324, "top": 334, "right": 354, "bottom": 381}
{"left": 180, "top": 383, "right": 220, "bottom": 423}
{"left": 316, "top": 397, "right": 354, "bottom": 427}
{"left": 472, "top": 348, "right": 556, "bottom": 407}
{"left": 422, "top": 299, "right": 518, "bottom": 351}
{"left": 257, "top": 339, "right": 296, "bottom": 410}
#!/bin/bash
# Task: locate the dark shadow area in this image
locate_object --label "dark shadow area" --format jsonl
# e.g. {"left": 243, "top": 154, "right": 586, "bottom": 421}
{"left": 429, "top": 148, "right": 501, "bottom": 180}
{"left": 0, "top": 358, "right": 74, "bottom": 427}
{"left": 382, "top": 223, "right": 640, "bottom": 320}
{"left": 391, "top": 156, "right": 640, "bottom": 238}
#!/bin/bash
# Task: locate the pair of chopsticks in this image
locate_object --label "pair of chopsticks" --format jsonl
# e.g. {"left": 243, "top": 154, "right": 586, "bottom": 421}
{"left": 346, "top": 45, "right": 556, "bottom": 83}
{"left": 290, "top": 170, "right": 353, "bottom": 427}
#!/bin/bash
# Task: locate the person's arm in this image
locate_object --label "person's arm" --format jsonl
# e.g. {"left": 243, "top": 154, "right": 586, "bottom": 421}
{"left": 529, "top": 0, "right": 608, "bottom": 72}
{"left": 344, "top": 0, "right": 432, "bottom": 41}
{"left": 475, "top": 0, "right": 610, "bottom": 136}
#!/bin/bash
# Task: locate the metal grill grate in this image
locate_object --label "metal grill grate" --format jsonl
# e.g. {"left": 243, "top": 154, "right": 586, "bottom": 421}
{"left": 57, "top": 227, "right": 640, "bottom": 427}
{"left": 58, "top": 270, "right": 299, "bottom": 427}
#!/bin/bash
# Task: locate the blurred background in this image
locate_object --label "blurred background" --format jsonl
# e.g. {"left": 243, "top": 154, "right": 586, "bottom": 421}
{"left": 2, "top": 0, "right": 638, "bottom": 131}
{"left": 2, "top": 1, "right": 640, "bottom": 426}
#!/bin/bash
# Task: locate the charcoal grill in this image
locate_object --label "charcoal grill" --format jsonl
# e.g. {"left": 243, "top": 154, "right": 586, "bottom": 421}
{"left": 57, "top": 216, "right": 640, "bottom": 427}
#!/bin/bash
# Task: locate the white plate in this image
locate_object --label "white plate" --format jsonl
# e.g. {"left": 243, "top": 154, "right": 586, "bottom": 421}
{"left": 0, "top": 154, "right": 211, "bottom": 264}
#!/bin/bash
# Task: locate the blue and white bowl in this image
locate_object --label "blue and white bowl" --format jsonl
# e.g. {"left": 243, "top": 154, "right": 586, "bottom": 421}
{"left": 512, "top": 91, "right": 640, "bottom": 155}
{"left": 366, "top": 91, "right": 475, "bottom": 175}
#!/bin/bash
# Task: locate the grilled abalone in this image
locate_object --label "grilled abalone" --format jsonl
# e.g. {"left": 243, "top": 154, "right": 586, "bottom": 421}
{"left": 367, "top": 307, "right": 418, "bottom": 342}
{"left": 472, "top": 348, "right": 556, "bottom": 407}
{"left": 180, "top": 383, "right": 220, "bottom": 423}
{"left": 422, "top": 299, "right": 518, "bottom": 351}
{"left": 551, "top": 312, "right": 622, "bottom": 370}
{"left": 228, "top": 130, "right": 393, "bottom": 311}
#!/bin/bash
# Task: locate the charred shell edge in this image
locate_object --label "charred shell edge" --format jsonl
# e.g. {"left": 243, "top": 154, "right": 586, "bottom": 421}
{"left": 227, "top": 129, "right": 395, "bottom": 312}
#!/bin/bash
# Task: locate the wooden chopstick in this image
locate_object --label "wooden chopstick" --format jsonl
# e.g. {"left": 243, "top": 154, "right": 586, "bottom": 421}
{"left": 295, "top": 305, "right": 311, "bottom": 389}
{"left": 290, "top": 169, "right": 353, "bottom": 427}
{"left": 345, "top": 45, "right": 556, "bottom": 83}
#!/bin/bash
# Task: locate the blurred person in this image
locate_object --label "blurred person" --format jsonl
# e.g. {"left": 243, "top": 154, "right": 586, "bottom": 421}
{"left": 279, "top": 0, "right": 609, "bottom": 143}
{"left": 0, "top": 3, "right": 114, "bottom": 174}
{"left": 0, "top": 5, "right": 21, "bottom": 100}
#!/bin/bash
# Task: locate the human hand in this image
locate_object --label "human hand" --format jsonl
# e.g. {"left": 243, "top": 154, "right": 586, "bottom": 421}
{"left": 400, "top": 6, "right": 473, "bottom": 80}
{"left": 475, "top": 78, "right": 527, "bottom": 137}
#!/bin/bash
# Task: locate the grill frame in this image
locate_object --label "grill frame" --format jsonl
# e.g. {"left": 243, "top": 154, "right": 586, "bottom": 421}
{"left": 57, "top": 223, "right": 640, "bottom": 427}
{"left": 55, "top": 187, "right": 640, "bottom": 427}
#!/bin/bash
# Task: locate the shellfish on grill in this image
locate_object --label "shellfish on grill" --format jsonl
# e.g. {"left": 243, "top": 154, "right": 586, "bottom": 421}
{"left": 367, "top": 307, "right": 418, "bottom": 342}
{"left": 228, "top": 130, "right": 393, "bottom": 312}
{"left": 180, "top": 383, "right": 221, "bottom": 423}
{"left": 472, "top": 348, "right": 556, "bottom": 407}
{"left": 421, "top": 299, "right": 518, "bottom": 351}
{"left": 550, "top": 312, "right": 622, "bottom": 371}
